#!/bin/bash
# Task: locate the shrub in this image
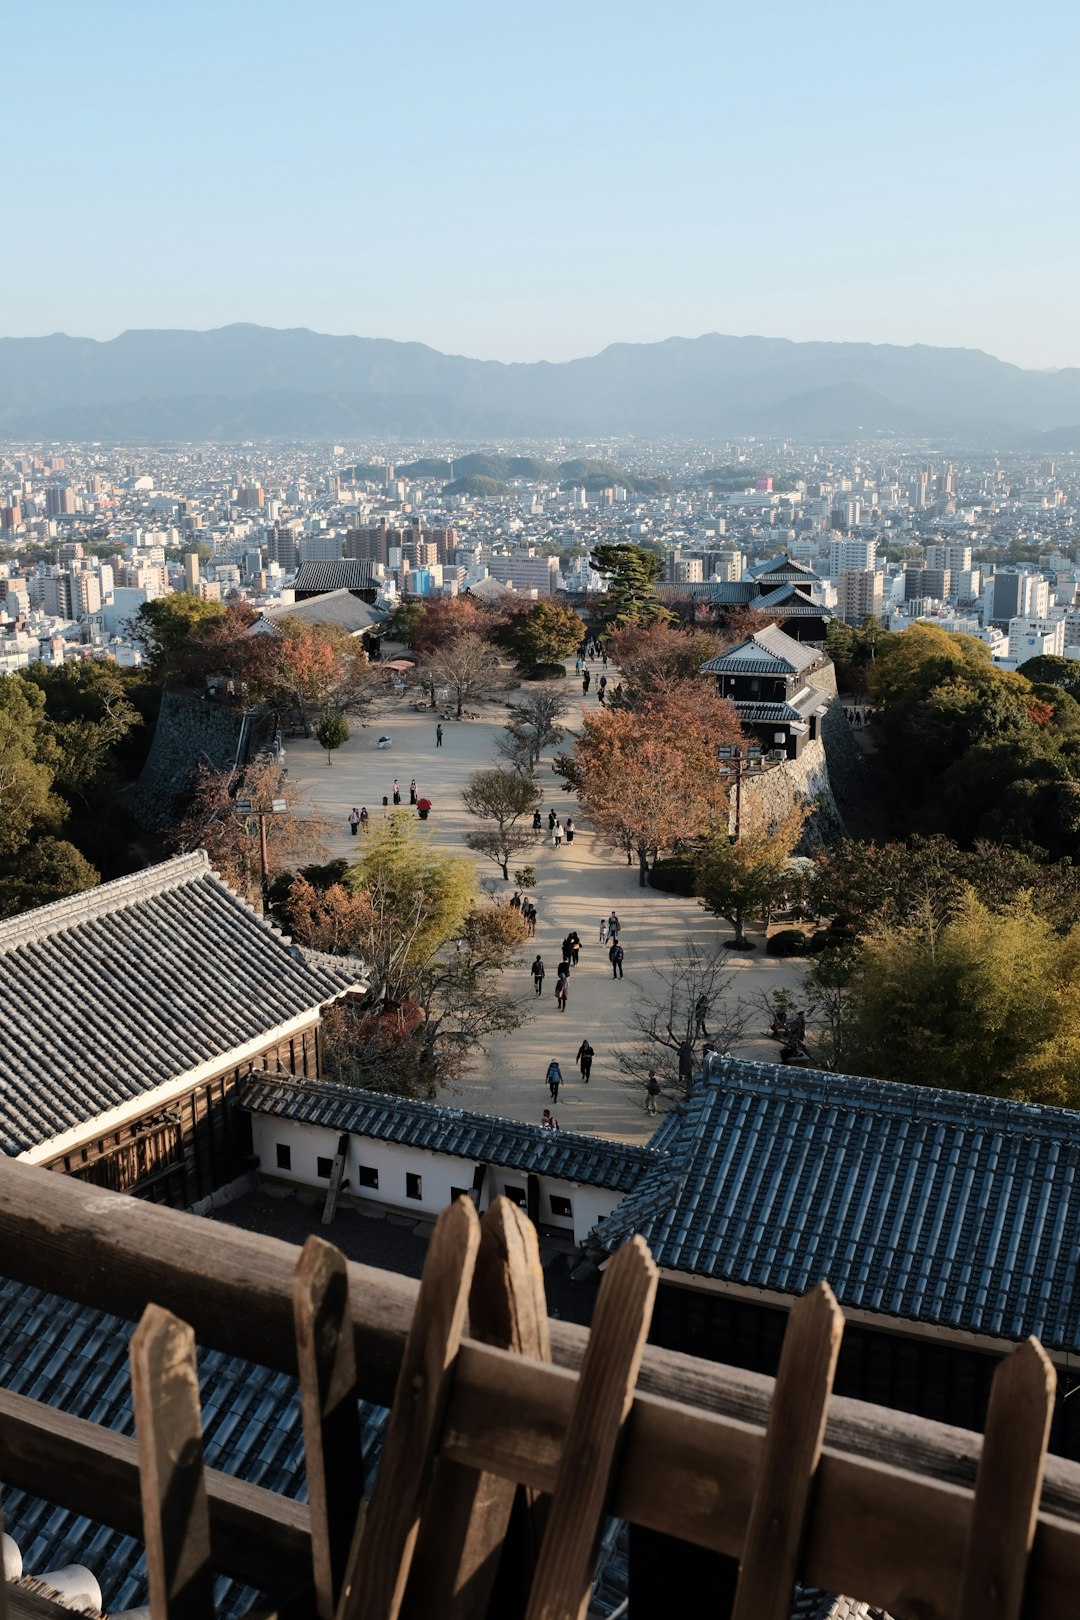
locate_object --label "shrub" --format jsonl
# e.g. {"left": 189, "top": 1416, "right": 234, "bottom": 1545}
{"left": 523, "top": 662, "right": 567, "bottom": 681}
{"left": 767, "top": 929, "right": 809, "bottom": 957}
{"left": 649, "top": 856, "right": 700, "bottom": 897}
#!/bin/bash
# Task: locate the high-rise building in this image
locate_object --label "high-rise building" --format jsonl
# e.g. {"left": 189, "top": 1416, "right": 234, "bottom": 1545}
{"left": 837, "top": 570, "right": 884, "bottom": 626}
{"left": 984, "top": 571, "right": 1050, "bottom": 625}
{"left": 925, "top": 543, "right": 972, "bottom": 574}
{"left": 1008, "top": 617, "right": 1065, "bottom": 662}
{"left": 829, "top": 537, "right": 877, "bottom": 576}
{"left": 265, "top": 523, "right": 300, "bottom": 570}
{"left": 184, "top": 553, "right": 201, "bottom": 593}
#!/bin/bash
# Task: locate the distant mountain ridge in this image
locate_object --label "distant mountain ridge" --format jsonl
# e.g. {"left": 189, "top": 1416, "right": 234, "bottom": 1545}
{"left": 2, "top": 323, "right": 1080, "bottom": 442}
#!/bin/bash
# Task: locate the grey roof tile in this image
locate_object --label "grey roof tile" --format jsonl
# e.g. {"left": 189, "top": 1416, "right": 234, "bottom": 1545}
{"left": 262, "top": 588, "right": 388, "bottom": 633}
{"left": 593, "top": 1059, "right": 1080, "bottom": 1353}
{"left": 241, "top": 1075, "right": 659, "bottom": 1191}
{"left": 700, "top": 623, "right": 824, "bottom": 677}
{"left": 0, "top": 853, "right": 365, "bottom": 1156}
{"left": 294, "top": 560, "right": 376, "bottom": 594}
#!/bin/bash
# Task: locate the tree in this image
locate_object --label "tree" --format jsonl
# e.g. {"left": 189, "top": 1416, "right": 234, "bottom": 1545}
{"left": 409, "top": 596, "right": 493, "bottom": 654}
{"left": 0, "top": 676, "right": 63, "bottom": 859}
{"left": 317, "top": 708, "right": 350, "bottom": 765}
{"left": 1017, "top": 654, "right": 1080, "bottom": 693}
{"left": 557, "top": 686, "right": 741, "bottom": 885}
{"left": 287, "top": 818, "right": 530, "bottom": 1093}
{"left": 21, "top": 660, "right": 143, "bottom": 795}
{"left": 174, "top": 756, "right": 329, "bottom": 902}
{"left": 607, "top": 623, "right": 726, "bottom": 699}
{"left": 504, "top": 599, "right": 585, "bottom": 671}
{"left": 842, "top": 890, "right": 1080, "bottom": 1107}
{"left": 699, "top": 802, "right": 807, "bottom": 947}
{"left": 462, "top": 767, "right": 543, "bottom": 880}
{"left": 612, "top": 938, "right": 748, "bottom": 1096}
{"left": 589, "top": 543, "right": 669, "bottom": 627}
{"left": 424, "top": 632, "right": 504, "bottom": 719}
{"left": 388, "top": 601, "right": 426, "bottom": 647}
{"left": 131, "top": 593, "right": 227, "bottom": 673}
{"left": 0, "top": 837, "right": 99, "bottom": 919}
{"left": 265, "top": 618, "right": 386, "bottom": 735}
{"left": 495, "top": 689, "right": 568, "bottom": 776}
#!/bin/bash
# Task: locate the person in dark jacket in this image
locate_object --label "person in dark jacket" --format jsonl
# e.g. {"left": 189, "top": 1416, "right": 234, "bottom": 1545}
{"left": 531, "top": 956, "right": 545, "bottom": 996}
{"left": 609, "top": 941, "right": 624, "bottom": 979}
{"left": 576, "top": 1039, "right": 594, "bottom": 1082}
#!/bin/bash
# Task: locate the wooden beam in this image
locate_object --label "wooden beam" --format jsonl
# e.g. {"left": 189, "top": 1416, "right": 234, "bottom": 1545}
{"left": 402, "top": 1196, "right": 551, "bottom": 1620}
{"left": 732, "top": 1282, "right": 844, "bottom": 1620}
{"left": 525, "top": 1235, "right": 657, "bottom": 1620}
{"left": 293, "top": 1237, "right": 365, "bottom": 1620}
{"left": 957, "top": 1337, "right": 1056, "bottom": 1620}
{"left": 337, "top": 1196, "right": 480, "bottom": 1620}
{"left": 129, "top": 1305, "right": 216, "bottom": 1620}
{"left": 0, "top": 1388, "right": 309, "bottom": 1589}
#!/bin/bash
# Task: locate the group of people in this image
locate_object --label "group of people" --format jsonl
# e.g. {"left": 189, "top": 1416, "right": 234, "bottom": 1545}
{"left": 347, "top": 806, "right": 370, "bottom": 836}
{"left": 580, "top": 670, "right": 624, "bottom": 707}
{"left": 530, "top": 925, "right": 583, "bottom": 1012}
{"left": 509, "top": 890, "right": 539, "bottom": 935}
{"left": 844, "top": 706, "right": 873, "bottom": 727}
{"left": 544, "top": 1038, "right": 595, "bottom": 1107}
{"left": 390, "top": 778, "right": 420, "bottom": 806}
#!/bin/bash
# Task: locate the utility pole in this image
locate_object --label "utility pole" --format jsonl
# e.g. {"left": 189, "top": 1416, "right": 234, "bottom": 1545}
{"left": 716, "top": 744, "right": 764, "bottom": 840}
{"left": 234, "top": 795, "right": 287, "bottom": 910}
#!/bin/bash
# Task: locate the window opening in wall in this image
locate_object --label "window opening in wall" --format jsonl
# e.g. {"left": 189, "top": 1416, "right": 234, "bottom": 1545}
{"left": 503, "top": 1184, "right": 527, "bottom": 1209}
{"left": 275, "top": 1143, "right": 291, "bottom": 1170}
{"left": 356, "top": 1165, "right": 379, "bottom": 1189}
{"left": 317, "top": 1157, "right": 333, "bottom": 1179}
{"left": 550, "top": 1195, "right": 573, "bottom": 1219}
{"left": 406, "top": 1172, "right": 422, "bottom": 1201}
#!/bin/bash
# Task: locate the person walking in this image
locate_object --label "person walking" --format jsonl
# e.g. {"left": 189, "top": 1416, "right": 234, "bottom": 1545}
{"left": 564, "top": 816, "right": 575, "bottom": 845}
{"left": 546, "top": 1060, "right": 563, "bottom": 1102}
{"left": 582, "top": 669, "right": 591, "bottom": 695}
{"left": 598, "top": 917, "right": 608, "bottom": 945}
{"left": 525, "top": 902, "right": 537, "bottom": 936}
{"left": 694, "top": 994, "right": 709, "bottom": 1037}
{"left": 561, "top": 934, "right": 574, "bottom": 967}
{"left": 553, "top": 818, "right": 563, "bottom": 848}
{"left": 359, "top": 806, "right": 370, "bottom": 831}
{"left": 609, "top": 940, "right": 624, "bottom": 979}
{"left": 548, "top": 808, "right": 557, "bottom": 833}
{"left": 531, "top": 955, "right": 545, "bottom": 997}
{"left": 348, "top": 807, "right": 361, "bottom": 837}
{"left": 574, "top": 656, "right": 582, "bottom": 674}
{"left": 533, "top": 807, "right": 543, "bottom": 834}
{"left": 568, "top": 930, "right": 581, "bottom": 966}
{"left": 555, "top": 973, "right": 568, "bottom": 1013}
{"left": 510, "top": 890, "right": 522, "bottom": 911}
{"left": 645, "top": 1070, "right": 660, "bottom": 1114}
{"left": 392, "top": 778, "right": 401, "bottom": 806}
{"left": 576, "top": 1039, "right": 594, "bottom": 1082}
{"left": 608, "top": 911, "right": 620, "bottom": 942}
{"left": 597, "top": 687, "right": 606, "bottom": 706}
{"left": 436, "top": 723, "right": 444, "bottom": 747}
{"left": 678, "top": 1040, "right": 694, "bottom": 1088}
{"left": 409, "top": 778, "right": 418, "bottom": 805}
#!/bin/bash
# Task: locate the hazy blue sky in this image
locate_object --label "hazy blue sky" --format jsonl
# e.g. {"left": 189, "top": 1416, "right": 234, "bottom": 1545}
{"left": 6, "top": 0, "right": 1078, "bottom": 366}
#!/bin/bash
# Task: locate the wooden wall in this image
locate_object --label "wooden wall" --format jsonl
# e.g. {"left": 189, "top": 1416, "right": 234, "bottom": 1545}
{"left": 45, "top": 1020, "right": 322, "bottom": 1209}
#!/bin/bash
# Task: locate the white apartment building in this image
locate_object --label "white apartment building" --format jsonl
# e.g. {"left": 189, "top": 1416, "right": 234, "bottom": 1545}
{"left": 829, "top": 537, "right": 877, "bottom": 577}
{"left": 1008, "top": 617, "right": 1065, "bottom": 663}
{"left": 925, "top": 543, "right": 972, "bottom": 574}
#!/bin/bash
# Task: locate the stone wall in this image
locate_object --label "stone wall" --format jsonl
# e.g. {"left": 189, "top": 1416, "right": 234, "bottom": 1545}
{"left": 735, "top": 735, "right": 845, "bottom": 849}
{"left": 130, "top": 690, "right": 253, "bottom": 829}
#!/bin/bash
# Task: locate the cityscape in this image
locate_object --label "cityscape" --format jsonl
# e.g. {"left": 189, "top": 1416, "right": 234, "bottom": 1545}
{"left": 3, "top": 0, "right": 1080, "bottom": 1614}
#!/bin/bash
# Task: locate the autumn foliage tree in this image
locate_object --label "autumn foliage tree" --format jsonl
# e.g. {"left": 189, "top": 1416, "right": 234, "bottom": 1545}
{"left": 607, "top": 623, "right": 727, "bottom": 699}
{"left": 558, "top": 685, "right": 743, "bottom": 885}
{"left": 698, "top": 801, "right": 808, "bottom": 947}
{"left": 175, "top": 756, "right": 330, "bottom": 902}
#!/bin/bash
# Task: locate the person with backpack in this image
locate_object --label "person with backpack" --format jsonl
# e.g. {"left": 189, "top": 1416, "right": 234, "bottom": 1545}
{"left": 609, "top": 940, "right": 624, "bottom": 979}
{"left": 645, "top": 1071, "right": 660, "bottom": 1115}
{"left": 546, "top": 1060, "right": 563, "bottom": 1102}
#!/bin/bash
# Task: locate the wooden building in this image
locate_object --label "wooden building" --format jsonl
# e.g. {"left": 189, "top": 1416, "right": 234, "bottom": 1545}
{"left": 591, "top": 1056, "right": 1080, "bottom": 1462}
{"left": 0, "top": 852, "right": 365, "bottom": 1209}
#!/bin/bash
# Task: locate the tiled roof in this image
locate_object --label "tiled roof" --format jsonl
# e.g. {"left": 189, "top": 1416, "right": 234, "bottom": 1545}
{"left": 751, "top": 554, "right": 822, "bottom": 582}
{"left": 0, "top": 1275, "right": 388, "bottom": 1618}
{"left": 293, "top": 560, "right": 377, "bottom": 594}
{"left": 700, "top": 623, "right": 824, "bottom": 677}
{"left": 755, "top": 584, "right": 832, "bottom": 617}
{"left": 262, "top": 589, "right": 388, "bottom": 633}
{"left": 0, "top": 853, "right": 365, "bottom": 1156}
{"left": 731, "top": 685, "right": 830, "bottom": 723}
{"left": 592, "top": 1059, "right": 1080, "bottom": 1353}
{"left": 241, "top": 1075, "right": 659, "bottom": 1192}
{"left": 657, "top": 581, "right": 759, "bottom": 603}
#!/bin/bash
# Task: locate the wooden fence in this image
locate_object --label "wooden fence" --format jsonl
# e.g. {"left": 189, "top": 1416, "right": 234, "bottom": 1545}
{"left": 1, "top": 1158, "right": 1079, "bottom": 1620}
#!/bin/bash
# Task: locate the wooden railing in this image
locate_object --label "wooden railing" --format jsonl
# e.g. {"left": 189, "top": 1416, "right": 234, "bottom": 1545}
{"left": 1, "top": 1158, "right": 1080, "bottom": 1619}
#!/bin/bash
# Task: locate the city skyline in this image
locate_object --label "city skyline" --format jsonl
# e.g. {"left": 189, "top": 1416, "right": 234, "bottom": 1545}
{"left": 5, "top": 0, "right": 1078, "bottom": 369}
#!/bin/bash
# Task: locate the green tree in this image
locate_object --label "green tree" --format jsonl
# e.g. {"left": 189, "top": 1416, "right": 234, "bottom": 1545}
{"left": 389, "top": 602, "right": 426, "bottom": 647}
{"left": 462, "top": 767, "right": 542, "bottom": 880}
{"left": 589, "top": 543, "right": 669, "bottom": 627}
{"left": 131, "top": 593, "right": 227, "bottom": 673}
{"left": 316, "top": 708, "right": 350, "bottom": 765}
{"left": 0, "top": 677, "right": 63, "bottom": 858}
{"left": 823, "top": 619, "right": 856, "bottom": 672}
{"left": 504, "top": 599, "right": 585, "bottom": 671}
{"left": 0, "top": 837, "right": 99, "bottom": 919}
{"left": 1018, "top": 654, "right": 1080, "bottom": 696}
{"left": 698, "top": 803, "right": 807, "bottom": 947}
{"left": 843, "top": 890, "right": 1080, "bottom": 1106}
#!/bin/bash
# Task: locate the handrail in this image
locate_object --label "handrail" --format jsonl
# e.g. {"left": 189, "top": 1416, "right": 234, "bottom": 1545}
{"left": 2, "top": 1160, "right": 1080, "bottom": 1618}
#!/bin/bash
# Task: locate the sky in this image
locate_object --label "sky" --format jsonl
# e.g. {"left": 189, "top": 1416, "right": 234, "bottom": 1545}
{"left": 5, "top": 0, "right": 1079, "bottom": 368}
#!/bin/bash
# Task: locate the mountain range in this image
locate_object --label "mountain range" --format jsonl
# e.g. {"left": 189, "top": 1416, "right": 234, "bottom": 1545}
{"left": 2, "top": 325, "right": 1080, "bottom": 445}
